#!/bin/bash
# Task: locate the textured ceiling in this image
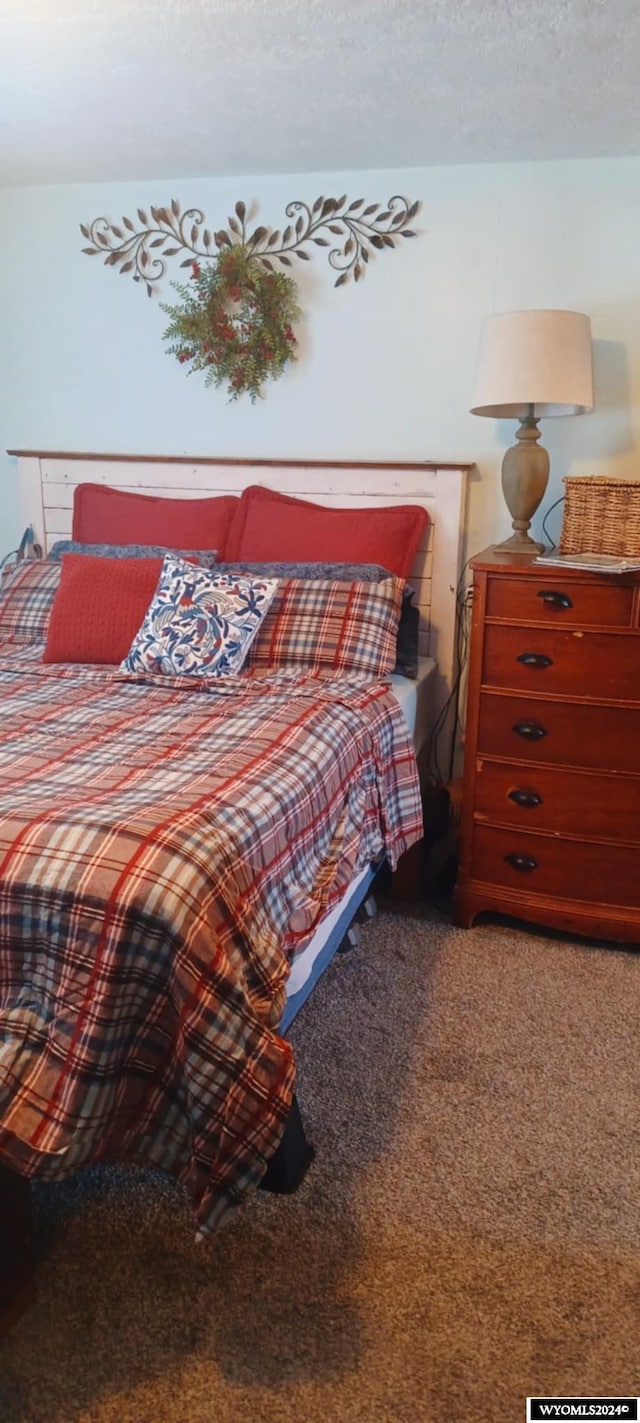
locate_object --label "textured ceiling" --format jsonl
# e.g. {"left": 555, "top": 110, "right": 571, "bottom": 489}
{"left": 1, "top": 0, "right": 639, "bottom": 185}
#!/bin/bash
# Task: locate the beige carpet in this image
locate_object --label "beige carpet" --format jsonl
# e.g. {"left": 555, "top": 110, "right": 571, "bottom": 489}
{"left": 1, "top": 907, "right": 639, "bottom": 1423}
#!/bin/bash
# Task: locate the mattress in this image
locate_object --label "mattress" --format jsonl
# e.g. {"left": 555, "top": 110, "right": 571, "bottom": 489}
{"left": 281, "top": 658, "right": 435, "bottom": 1028}
{"left": 388, "top": 656, "right": 436, "bottom": 754}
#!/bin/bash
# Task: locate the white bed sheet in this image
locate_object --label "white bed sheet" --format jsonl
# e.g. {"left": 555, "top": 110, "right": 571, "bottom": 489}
{"left": 284, "top": 658, "right": 435, "bottom": 1007}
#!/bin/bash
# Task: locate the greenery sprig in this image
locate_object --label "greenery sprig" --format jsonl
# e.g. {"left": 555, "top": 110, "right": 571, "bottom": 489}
{"left": 160, "top": 245, "right": 302, "bottom": 402}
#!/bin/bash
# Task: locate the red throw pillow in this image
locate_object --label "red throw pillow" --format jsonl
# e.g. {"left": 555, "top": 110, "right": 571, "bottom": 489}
{"left": 43, "top": 554, "right": 164, "bottom": 664}
{"left": 72, "top": 482, "right": 238, "bottom": 553}
{"left": 225, "top": 484, "right": 428, "bottom": 578}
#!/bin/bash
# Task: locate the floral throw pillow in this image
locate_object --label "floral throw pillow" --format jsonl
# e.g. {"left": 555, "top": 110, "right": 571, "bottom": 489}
{"left": 120, "top": 557, "right": 278, "bottom": 679}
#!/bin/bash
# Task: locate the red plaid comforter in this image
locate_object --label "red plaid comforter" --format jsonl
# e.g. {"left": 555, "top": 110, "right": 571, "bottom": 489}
{"left": 0, "top": 646, "right": 422, "bottom": 1233}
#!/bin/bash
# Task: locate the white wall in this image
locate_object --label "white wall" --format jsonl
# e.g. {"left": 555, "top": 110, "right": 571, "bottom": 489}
{"left": 1, "top": 156, "right": 639, "bottom": 561}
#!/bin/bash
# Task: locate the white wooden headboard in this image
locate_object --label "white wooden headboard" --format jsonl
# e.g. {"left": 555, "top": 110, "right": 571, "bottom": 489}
{"left": 9, "top": 450, "right": 470, "bottom": 774}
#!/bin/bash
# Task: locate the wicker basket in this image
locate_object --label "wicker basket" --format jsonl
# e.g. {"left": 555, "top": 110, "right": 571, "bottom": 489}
{"left": 560, "top": 476, "right": 640, "bottom": 556}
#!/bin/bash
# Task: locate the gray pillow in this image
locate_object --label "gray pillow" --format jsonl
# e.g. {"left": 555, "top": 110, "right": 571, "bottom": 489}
{"left": 49, "top": 540, "right": 219, "bottom": 567}
{"left": 214, "top": 561, "right": 420, "bottom": 678}
{"left": 214, "top": 559, "right": 392, "bottom": 581}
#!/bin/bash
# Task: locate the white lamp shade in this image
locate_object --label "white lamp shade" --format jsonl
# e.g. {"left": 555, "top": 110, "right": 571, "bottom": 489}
{"left": 470, "top": 309, "right": 594, "bottom": 419}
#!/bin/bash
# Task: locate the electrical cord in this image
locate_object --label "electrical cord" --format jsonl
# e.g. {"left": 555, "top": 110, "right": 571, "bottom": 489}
{"left": 540, "top": 494, "right": 564, "bottom": 551}
{"left": 0, "top": 526, "right": 41, "bottom": 580}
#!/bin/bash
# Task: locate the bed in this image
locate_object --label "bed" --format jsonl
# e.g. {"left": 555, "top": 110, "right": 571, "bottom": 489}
{"left": 0, "top": 452, "right": 468, "bottom": 1255}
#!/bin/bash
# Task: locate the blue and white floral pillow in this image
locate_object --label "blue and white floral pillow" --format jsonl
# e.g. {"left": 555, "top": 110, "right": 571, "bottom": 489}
{"left": 120, "top": 557, "right": 278, "bottom": 679}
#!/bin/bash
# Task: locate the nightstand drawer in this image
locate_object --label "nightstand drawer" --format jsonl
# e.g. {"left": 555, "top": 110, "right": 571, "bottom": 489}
{"left": 486, "top": 576, "right": 635, "bottom": 628}
{"left": 470, "top": 824, "right": 640, "bottom": 908}
{"left": 477, "top": 692, "right": 640, "bottom": 773}
{"left": 483, "top": 625, "right": 640, "bottom": 700}
{"left": 474, "top": 759, "right": 640, "bottom": 841}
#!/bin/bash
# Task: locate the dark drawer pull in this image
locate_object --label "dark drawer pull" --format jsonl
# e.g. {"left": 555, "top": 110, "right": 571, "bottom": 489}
{"left": 512, "top": 720, "right": 547, "bottom": 740}
{"left": 517, "top": 652, "right": 553, "bottom": 669}
{"left": 537, "top": 589, "right": 573, "bottom": 610}
{"left": 504, "top": 852, "right": 538, "bottom": 873}
{"left": 508, "top": 789, "right": 542, "bottom": 809}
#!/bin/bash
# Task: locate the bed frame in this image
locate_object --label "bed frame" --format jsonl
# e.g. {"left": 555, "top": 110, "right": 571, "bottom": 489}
{"left": 9, "top": 449, "right": 470, "bottom": 773}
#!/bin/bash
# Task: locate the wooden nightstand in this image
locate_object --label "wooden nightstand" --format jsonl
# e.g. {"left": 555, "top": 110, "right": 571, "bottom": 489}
{"left": 453, "top": 549, "right": 640, "bottom": 942}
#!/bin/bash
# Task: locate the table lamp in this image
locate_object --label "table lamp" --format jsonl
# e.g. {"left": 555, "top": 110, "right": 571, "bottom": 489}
{"left": 470, "top": 309, "right": 594, "bottom": 552}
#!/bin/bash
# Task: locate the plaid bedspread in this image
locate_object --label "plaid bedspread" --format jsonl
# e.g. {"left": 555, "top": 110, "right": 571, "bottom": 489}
{"left": 0, "top": 645, "right": 422, "bottom": 1234}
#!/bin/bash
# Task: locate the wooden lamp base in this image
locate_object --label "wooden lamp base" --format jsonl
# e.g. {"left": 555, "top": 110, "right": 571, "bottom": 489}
{"left": 495, "top": 409, "right": 549, "bottom": 554}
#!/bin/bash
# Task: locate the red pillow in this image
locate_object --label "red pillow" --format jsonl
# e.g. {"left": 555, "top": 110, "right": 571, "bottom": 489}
{"left": 43, "top": 554, "right": 163, "bottom": 664}
{"left": 226, "top": 485, "right": 428, "bottom": 578}
{"left": 72, "top": 483, "right": 238, "bottom": 552}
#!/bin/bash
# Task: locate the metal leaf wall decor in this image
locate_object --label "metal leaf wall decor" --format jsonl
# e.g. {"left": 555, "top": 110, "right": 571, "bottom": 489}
{"left": 80, "top": 195, "right": 420, "bottom": 297}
